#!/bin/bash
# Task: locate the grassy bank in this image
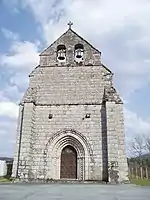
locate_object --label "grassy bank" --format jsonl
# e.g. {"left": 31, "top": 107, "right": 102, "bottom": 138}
{"left": 130, "top": 178, "right": 150, "bottom": 186}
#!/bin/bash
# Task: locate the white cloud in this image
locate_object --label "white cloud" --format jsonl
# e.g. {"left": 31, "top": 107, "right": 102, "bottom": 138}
{"left": 124, "top": 107, "right": 150, "bottom": 156}
{"left": 0, "top": 83, "right": 24, "bottom": 104}
{"left": 0, "top": 117, "right": 17, "bottom": 156}
{"left": 15, "top": 0, "right": 150, "bottom": 97}
{"left": 0, "top": 40, "right": 39, "bottom": 70}
{"left": 0, "top": 29, "right": 40, "bottom": 107}
{"left": 0, "top": 101, "right": 19, "bottom": 118}
{"left": 19, "top": 0, "right": 150, "bottom": 41}
{"left": 0, "top": 119, "right": 16, "bottom": 136}
{"left": 0, "top": 28, "right": 40, "bottom": 156}
{"left": 124, "top": 108, "right": 150, "bottom": 139}
{"left": 1, "top": 28, "right": 19, "bottom": 40}
{"left": 10, "top": 72, "right": 29, "bottom": 91}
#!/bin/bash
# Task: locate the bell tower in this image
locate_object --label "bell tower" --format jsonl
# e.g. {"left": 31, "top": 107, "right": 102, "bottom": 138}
{"left": 12, "top": 23, "right": 128, "bottom": 183}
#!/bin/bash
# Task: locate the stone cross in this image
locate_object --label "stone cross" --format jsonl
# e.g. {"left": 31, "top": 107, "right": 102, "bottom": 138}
{"left": 68, "top": 21, "right": 73, "bottom": 29}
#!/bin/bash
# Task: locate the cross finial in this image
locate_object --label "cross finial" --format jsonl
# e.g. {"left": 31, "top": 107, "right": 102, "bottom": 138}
{"left": 68, "top": 21, "right": 73, "bottom": 29}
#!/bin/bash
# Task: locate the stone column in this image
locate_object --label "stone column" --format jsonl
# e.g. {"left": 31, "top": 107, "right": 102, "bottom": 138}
{"left": 106, "top": 102, "right": 128, "bottom": 182}
{"left": 101, "top": 102, "right": 108, "bottom": 181}
{"left": 15, "top": 102, "right": 35, "bottom": 179}
{"left": 106, "top": 102, "right": 119, "bottom": 163}
{"left": 12, "top": 104, "right": 24, "bottom": 178}
{"left": 77, "top": 156, "right": 84, "bottom": 180}
{"left": 106, "top": 101, "right": 119, "bottom": 183}
{"left": 115, "top": 104, "right": 129, "bottom": 182}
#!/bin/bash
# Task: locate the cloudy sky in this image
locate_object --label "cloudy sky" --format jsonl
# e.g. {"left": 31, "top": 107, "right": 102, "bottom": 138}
{"left": 0, "top": 0, "right": 150, "bottom": 157}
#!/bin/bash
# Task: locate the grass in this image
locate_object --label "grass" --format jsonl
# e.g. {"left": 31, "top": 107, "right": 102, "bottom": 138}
{"left": 0, "top": 177, "right": 13, "bottom": 183}
{"left": 130, "top": 178, "right": 150, "bottom": 186}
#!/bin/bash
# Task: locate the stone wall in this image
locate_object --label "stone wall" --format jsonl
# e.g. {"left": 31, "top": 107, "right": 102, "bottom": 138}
{"left": 12, "top": 101, "right": 128, "bottom": 181}
{"left": 12, "top": 62, "right": 128, "bottom": 181}
{"left": 25, "top": 65, "right": 111, "bottom": 105}
{"left": 13, "top": 104, "right": 106, "bottom": 180}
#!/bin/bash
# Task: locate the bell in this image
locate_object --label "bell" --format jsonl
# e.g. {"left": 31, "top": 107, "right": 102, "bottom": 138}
{"left": 57, "top": 50, "right": 66, "bottom": 60}
{"left": 76, "top": 49, "right": 83, "bottom": 59}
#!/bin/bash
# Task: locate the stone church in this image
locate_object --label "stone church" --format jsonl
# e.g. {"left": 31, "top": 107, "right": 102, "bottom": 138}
{"left": 12, "top": 23, "right": 128, "bottom": 182}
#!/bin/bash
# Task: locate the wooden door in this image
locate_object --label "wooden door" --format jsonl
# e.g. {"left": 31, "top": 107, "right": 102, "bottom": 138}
{"left": 60, "top": 145, "right": 77, "bottom": 179}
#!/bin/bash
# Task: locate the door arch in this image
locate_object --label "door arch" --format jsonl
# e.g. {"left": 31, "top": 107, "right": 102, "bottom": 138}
{"left": 60, "top": 145, "right": 77, "bottom": 179}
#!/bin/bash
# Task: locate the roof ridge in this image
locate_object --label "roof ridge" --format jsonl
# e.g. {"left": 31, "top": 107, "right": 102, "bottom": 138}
{"left": 40, "top": 28, "right": 100, "bottom": 56}
{"left": 40, "top": 29, "right": 69, "bottom": 56}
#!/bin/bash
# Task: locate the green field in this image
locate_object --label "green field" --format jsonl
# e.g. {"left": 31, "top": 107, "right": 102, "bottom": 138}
{"left": 131, "top": 179, "right": 150, "bottom": 186}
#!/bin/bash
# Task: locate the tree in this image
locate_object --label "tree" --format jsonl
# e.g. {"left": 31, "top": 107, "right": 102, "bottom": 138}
{"left": 129, "top": 134, "right": 146, "bottom": 158}
{"left": 145, "top": 136, "right": 150, "bottom": 153}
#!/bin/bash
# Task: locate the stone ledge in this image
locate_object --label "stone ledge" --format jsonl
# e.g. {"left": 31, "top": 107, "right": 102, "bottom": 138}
{"left": 13, "top": 178, "right": 130, "bottom": 185}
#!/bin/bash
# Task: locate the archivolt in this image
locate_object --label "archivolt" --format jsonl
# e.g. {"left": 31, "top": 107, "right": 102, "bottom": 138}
{"left": 43, "top": 129, "right": 94, "bottom": 160}
{"left": 51, "top": 135, "right": 85, "bottom": 157}
{"left": 42, "top": 129, "right": 95, "bottom": 179}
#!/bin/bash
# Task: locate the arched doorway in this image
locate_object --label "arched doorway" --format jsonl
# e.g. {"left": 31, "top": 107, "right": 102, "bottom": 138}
{"left": 60, "top": 145, "right": 77, "bottom": 179}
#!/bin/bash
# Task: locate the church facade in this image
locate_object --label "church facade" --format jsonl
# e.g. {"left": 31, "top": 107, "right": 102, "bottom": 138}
{"left": 12, "top": 24, "right": 128, "bottom": 182}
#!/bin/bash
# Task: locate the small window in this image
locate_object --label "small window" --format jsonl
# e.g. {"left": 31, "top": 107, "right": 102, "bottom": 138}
{"left": 74, "top": 44, "right": 84, "bottom": 63}
{"left": 57, "top": 45, "right": 66, "bottom": 63}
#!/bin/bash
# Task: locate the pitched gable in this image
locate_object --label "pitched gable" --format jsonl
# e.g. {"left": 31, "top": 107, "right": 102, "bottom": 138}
{"left": 39, "top": 28, "right": 101, "bottom": 66}
{"left": 40, "top": 29, "right": 100, "bottom": 56}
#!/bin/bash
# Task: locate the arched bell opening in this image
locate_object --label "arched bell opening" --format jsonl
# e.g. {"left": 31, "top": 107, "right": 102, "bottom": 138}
{"left": 57, "top": 45, "right": 66, "bottom": 63}
{"left": 74, "top": 43, "right": 84, "bottom": 63}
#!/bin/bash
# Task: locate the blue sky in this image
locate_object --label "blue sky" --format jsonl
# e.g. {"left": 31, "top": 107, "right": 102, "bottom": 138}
{"left": 0, "top": 0, "right": 150, "bottom": 157}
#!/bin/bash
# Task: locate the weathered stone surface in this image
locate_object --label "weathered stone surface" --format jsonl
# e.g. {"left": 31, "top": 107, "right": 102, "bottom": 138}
{"left": 12, "top": 25, "right": 128, "bottom": 182}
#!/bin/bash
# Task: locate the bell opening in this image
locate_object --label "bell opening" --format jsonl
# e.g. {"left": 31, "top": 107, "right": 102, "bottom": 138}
{"left": 76, "top": 55, "right": 82, "bottom": 59}
{"left": 58, "top": 56, "right": 65, "bottom": 60}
